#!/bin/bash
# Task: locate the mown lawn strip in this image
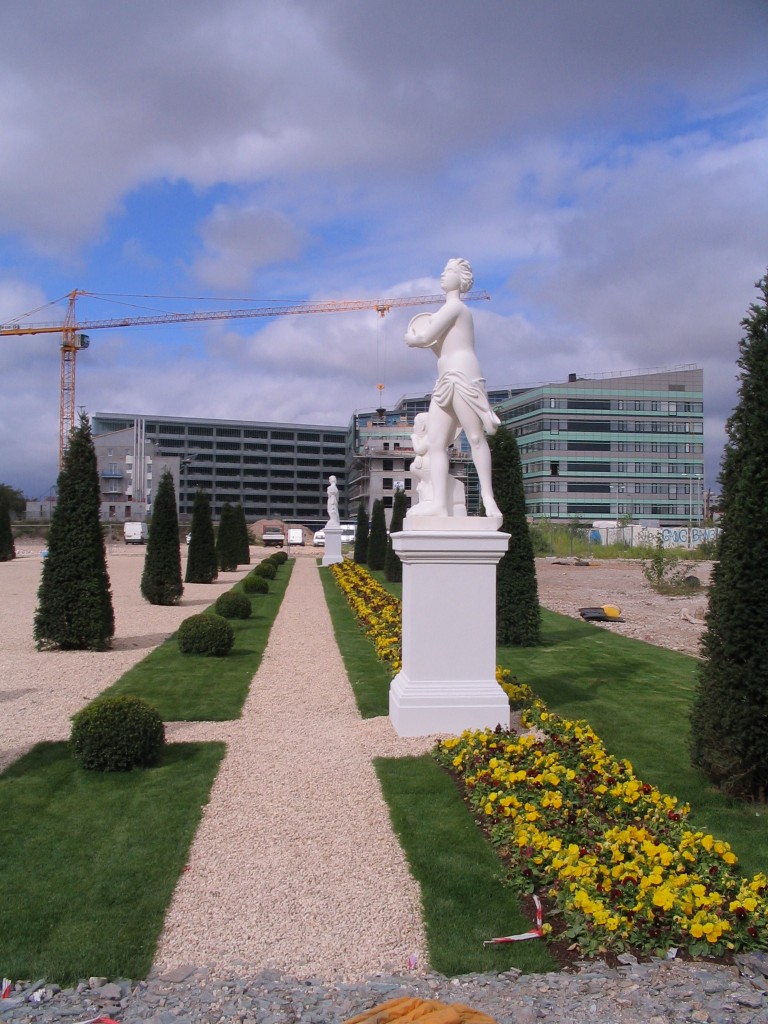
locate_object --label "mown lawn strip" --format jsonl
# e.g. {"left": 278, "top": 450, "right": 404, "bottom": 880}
{"left": 0, "top": 741, "right": 224, "bottom": 984}
{"left": 375, "top": 755, "right": 557, "bottom": 976}
{"left": 318, "top": 563, "right": 391, "bottom": 718}
{"left": 101, "top": 560, "right": 293, "bottom": 720}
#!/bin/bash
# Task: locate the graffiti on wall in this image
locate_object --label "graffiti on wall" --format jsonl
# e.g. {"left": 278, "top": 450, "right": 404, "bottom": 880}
{"left": 659, "top": 526, "right": 720, "bottom": 548}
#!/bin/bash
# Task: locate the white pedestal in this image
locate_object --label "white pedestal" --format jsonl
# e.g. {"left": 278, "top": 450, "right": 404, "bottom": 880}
{"left": 389, "top": 520, "right": 511, "bottom": 737}
{"left": 322, "top": 526, "right": 344, "bottom": 566}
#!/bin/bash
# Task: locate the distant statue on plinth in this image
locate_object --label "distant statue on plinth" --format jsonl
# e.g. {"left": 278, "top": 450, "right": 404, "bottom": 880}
{"left": 404, "top": 258, "right": 501, "bottom": 519}
{"left": 326, "top": 475, "right": 340, "bottom": 526}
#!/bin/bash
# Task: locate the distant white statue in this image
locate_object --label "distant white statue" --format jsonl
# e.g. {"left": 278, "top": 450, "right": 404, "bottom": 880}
{"left": 405, "top": 258, "right": 501, "bottom": 518}
{"left": 326, "top": 474, "right": 340, "bottom": 526}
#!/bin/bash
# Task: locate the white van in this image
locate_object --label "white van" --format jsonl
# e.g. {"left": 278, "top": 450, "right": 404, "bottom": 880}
{"left": 124, "top": 522, "right": 149, "bottom": 545}
{"left": 287, "top": 528, "right": 304, "bottom": 546}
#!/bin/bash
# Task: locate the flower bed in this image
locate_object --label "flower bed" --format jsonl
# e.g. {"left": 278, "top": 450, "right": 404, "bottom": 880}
{"left": 331, "top": 560, "right": 402, "bottom": 673}
{"left": 331, "top": 559, "right": 768, "bottom": 958}
{"left": 435, "top": 705, "right": 768, "bottom": 958}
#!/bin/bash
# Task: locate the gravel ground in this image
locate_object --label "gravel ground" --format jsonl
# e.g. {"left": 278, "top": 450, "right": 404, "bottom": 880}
{"left": 155, "top": 553, "right": 436, "bottom": 980}
{"left": 534, "top": 556, "right": 712, "bottom": 657}
{"left": 0, "top": 542, "right": 252, "bottom": 773}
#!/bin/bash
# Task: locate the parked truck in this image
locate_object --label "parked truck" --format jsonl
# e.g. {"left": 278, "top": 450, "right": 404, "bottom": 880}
{"left": 262, "top": 526, "right": 285, "bottom": 547}
{"left": 287, "top": 528, "right": 304, "bottom": 546}
{"left": 124, "top": 521, "right": 149, "bottom": 545}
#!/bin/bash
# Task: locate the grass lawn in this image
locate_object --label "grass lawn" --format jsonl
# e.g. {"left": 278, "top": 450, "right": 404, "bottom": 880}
{"left": 318, "top": 564, "right": 391, "bottom": 717}
{"left": 498, "top": 609, "right": 768, "bottom": 879}
{"left": 376, "top": 755, "right": 557, "bottom": 976}
{"left": 0, "top": 740, "right": 225, "bottom": 984}
{"left": 101, "top": 560, "right": 293, "bottom": 720}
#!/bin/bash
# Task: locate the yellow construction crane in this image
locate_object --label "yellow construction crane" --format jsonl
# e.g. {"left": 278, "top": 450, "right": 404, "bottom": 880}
{"left": 1, "top": 288, "right": 490, "bottom": 468}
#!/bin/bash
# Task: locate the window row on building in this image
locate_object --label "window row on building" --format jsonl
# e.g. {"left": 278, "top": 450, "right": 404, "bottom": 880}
{"left": 87, "top": 366, "right": 705, "bottom": 528}
{"left": 91, "top": 414, "right": 347, "bottom": 522}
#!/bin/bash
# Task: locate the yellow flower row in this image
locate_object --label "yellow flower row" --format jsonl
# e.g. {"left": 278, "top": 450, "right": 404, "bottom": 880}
{"left": 437, "top": 718, "right": 768, "bottom": 957}
{"left": 331, "top": 560, "right": 402, "bottom": 673}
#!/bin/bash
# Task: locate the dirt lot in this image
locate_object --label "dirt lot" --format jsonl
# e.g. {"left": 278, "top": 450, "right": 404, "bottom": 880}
{"left": 535, "top": 556, "right": 712, "bottom": 657}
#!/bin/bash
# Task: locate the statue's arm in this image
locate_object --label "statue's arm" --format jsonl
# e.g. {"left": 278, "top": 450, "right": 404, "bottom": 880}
{"left": 405, "top": 303, "right": 458, "bottom": 348}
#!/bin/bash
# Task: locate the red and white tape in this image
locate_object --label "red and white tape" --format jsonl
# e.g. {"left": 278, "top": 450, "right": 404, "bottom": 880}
{"left": 484, "top": 894, "right": 543, "bottom": 944}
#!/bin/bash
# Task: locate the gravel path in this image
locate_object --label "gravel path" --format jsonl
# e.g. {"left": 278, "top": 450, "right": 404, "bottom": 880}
{"left": 0, "top": 544, "right": 436, "bottom": 980}
{"left": 155, "top": 552, "right": 436, "bottom": 980}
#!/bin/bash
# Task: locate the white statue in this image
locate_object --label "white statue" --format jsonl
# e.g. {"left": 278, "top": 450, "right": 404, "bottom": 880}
{"left": 405, "top": 258, "right": 501, "bottom": 519}
{"left": 326, "top": 474, "right": 340, "bottom": 526}
{"left": 410, "top": 412, "right": 466, "bottom": 516}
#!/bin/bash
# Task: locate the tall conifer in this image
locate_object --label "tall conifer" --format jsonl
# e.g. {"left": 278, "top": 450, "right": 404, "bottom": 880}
{"left": 491, "top": 426, "right": 541, "bottom": 646}
{"left": 185, "top": 489, "right": 218, "bottom": 583}
{"left": 234, "top": 503, "right": 251, "bottom": 565}
{"left": 367, "top": 499, "right": 387, "bottom": 570}
{"left": 141, "top": 470, "right": 183, "bottom": 605}
{"left": 34, "top": 413, "right": 114, "bottom": 650}
{"left": 353, "top": 502, "right": 369, "bottom": 564}
{"left": 0, "top": 495, "right": 15, "bottom": 561}
{"left": 384, "top": 487, "right": 408, "bottom": 582}
{"left": 216, "top": 501, "right": 240, "bottom": 571}
{"left": 690, "top": 271, "right": 768, "bottom": 799}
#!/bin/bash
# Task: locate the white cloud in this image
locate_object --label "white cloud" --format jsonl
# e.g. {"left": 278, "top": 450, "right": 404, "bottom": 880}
{"left": 192, "top": 203, "right": 307, "bottom": 289}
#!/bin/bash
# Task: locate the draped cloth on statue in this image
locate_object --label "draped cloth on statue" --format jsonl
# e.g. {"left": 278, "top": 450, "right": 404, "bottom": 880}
{"left": 431, "top": 369, "right": 501, "bottom": 437}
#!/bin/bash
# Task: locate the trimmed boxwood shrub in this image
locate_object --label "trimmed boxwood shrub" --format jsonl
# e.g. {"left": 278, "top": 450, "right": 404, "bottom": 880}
{"left": 253, "top": 560, "right": 277, "bottom": 579}
{"left": 214, "top": 590, "right": 252, "bottom": 619}
{"left": 270, "top": 550, "right": 288, "bottom": 565}
{"left": 243, "top": 573, "right": 269, "bottom": 594}
{"left": 177, "top": 612, "right": 234, "bottom": 656}
{"left": 70, "top": 695, "right": 165, "bottom": 772}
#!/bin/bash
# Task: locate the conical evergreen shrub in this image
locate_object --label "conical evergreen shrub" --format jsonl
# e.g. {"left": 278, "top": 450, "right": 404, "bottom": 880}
{"left": 141, "top": 470, "right": 183, "bottom": 605}
{"left": 353, "top": 501, "right": 369, "bottom": 564}
{"left": 0, "top": 495, "right": 15, "bottom": 561}
{"left": 384, "top": 487, "right": 407, "bottom": 582}
{"left": 185, "top": 489, "right": 218, "bottom": 583}
{"left": 34, "top": 413, "right": 114, "bottom": 650}
{"left": 216, "top": 501, "right": 240, "bottom": 571}
{"left": 690, "top": 270, "right": 768, "bottom": 800}
{"left": 490, "top": 426, "right": 541, "bottom": 646}
{"left": 367, "top": 499, "right": 387, "bottom": 571}
{"left": 234, "top": 503, "right": 251, "bottom": 565}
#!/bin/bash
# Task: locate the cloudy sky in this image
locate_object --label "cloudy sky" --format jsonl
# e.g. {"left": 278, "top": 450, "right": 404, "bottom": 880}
{"left": 1, "top": 0, "right": 766, "bottom": 499}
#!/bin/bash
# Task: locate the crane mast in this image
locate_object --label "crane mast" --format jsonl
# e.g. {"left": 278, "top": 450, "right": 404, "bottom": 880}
{"left": 1, "top": 288, "right": 490, "bottom": 466}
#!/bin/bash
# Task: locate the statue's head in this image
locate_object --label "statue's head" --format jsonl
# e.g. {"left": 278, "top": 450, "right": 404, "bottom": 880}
{"left": 329, "top": 475, "right": 337, "bottom": 484}
{"left": 442, "top": 258, "right": 473, "bottom": 294}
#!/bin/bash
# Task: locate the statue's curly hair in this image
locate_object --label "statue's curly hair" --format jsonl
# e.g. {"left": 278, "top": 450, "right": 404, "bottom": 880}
{"left": 445, "top": 258, "right": 474, "bottom": 293}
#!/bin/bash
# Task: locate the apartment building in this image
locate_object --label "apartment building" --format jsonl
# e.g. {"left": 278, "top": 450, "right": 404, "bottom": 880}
{"left": 92, "top": 413, "right": 347, "bottom": 523}
{"left": 495, "top": 366, "right": 705, "bottom": 525}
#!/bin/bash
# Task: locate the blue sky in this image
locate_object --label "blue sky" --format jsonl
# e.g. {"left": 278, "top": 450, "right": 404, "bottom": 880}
{"left": 1, "top": 0, "right": 766, "bottom": 499}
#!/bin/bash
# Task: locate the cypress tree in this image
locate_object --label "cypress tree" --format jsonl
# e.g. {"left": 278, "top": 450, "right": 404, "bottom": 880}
{"left": 34, "top": 413, "right": 114, "bottom": 650}
{"left": 234, "top": 503, "right": 251, "bottom": 565}
{"left": 353, "top": 501, "right": 369, "bottom": 564}
{"left": 141, "top": 470, "right": 183, "bottom": 605}
{"left": 216, "top": 501, "right": 240, "bottom": 571}
{"left": 491, "top": 425, "right": 541, "bottom": 646}
{"left": 185, "top": 489, "right": 218, "bottom": 583}
{"left": 367, "top": 499, "right": 387, "bottom": 570}
{"left": 384, "top": 487, "right": 408, "bottom": 582}
{"left": 0, "top": 495, "right": 15, "bottom": 561}
{"left": 690, "top": 271, "right": 768, "bottom": 799}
